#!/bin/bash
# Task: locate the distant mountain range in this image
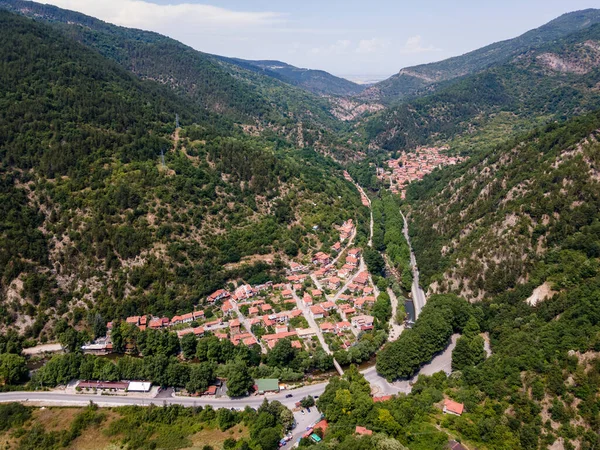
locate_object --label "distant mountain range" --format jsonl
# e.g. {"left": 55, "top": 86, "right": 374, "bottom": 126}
{"left": 362, "top": 8, "right": 600, "bottom": 103}
{"left": 213, "top": 57, "right": 366, "bottom": 96}
{"left": 364, "top": 15, "right": 600, "bottom": 151}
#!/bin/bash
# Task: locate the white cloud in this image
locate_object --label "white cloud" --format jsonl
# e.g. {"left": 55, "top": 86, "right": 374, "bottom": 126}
{"left": 41, "top": 0, "right": 285, "bottom": 29}
{"left": 356, "top": 38, "right": 390, "bottom": 54}
{"left": 401, "top": 35, "right": 441, "bottom": 54}
{"left": 310, "top": 39, "right": 352, "bottom": 55}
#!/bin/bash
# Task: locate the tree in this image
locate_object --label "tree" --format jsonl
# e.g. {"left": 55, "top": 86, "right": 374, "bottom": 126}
{"left": 217, "top": 408, "right": 238, "bottom": 431}
{"left": 300, "top": 396, "right": 315, "bottom": 408}
{"left": 256, "top": 428, "right": 281, "bottom": 450}
{"left": 185, "top": 363, "right": 215, "bottom": 394}
{"left": 279, "top": 407, "right": 294, "bottom": 430}
{"left": 267, "top": 338, "right": 296, "bottom": 368}
{"left": 226, "top": 361, "right": 253, "bottom": 397}
{"left": 0, "top": 353, "right": 28, "bottom": 385}
{"left": 180, "top": 332, "right": 198, "bottom": 360}
{"left": 90, "top": 313, "right": 107, "bottom": 340}
{"left": 452, "top": 335, "right": 485, "bottom": 371}
{"left": 60, "top": 328, "right": 84, "bottom": 353}
{"left": 364, "top": 248, "right": 385, "bottom": 276}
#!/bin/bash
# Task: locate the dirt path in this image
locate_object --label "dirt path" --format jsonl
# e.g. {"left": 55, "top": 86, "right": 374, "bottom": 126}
{"left": 22, "top": 343, "right": 63, "bottom": 355}
{"left": 386, "top": 287, "right": 404, "bottom": 341}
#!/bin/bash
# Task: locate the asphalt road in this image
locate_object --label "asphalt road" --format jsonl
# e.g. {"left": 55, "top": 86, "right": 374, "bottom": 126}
{"left": 0, "top": 336, "right": 459, "bottom": 408}
{"left": 400, "top": 209, "right": 427, "bottom": 319}
{"left": 0, "top": 382, "right": 328, "bottom": 409}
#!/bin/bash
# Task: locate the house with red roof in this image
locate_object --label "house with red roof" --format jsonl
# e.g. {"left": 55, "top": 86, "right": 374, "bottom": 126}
{"left": 126, "top": 316, "right": 140, "bottom": 326}
{"left": 312, "top": 252, "right": 331, "bottom": 266}
{"left": 207, "top": 289, "right": 230, "bottom": 303}
{"left": 229, "top": 319, "right": 241, "bottom": 335}
{"left": 281, "top": 290, "right": 293, "bottom": 299}
{"left": 310, "top": 305, "right": 326, "bottom": 319}
{"left": 320, "top": 322, "right": 335, "bottom": 333}
{"left": 248, "top": 306, "right": 259, "bottom": 316}
{"left": 321, "top": 301, "right": 336, "bottom": 311}
{"left": 345, "top": 256, "right": 359, "bottom": 267}
{"left": 348, "top": 248, "right": 361, "bottom": 258}
{"left": 221, "top": 300, "right": 234, "bottom": 315}
{"left": 336, "top": 321, "right": 351, "bottom": 331}
{"left": 302, "top": 293, "right": 313, "bottom": 306}
{"left": 234, "top": 284, "right": 255, "bottom": 300}
{"left": 354, "top": 272, "right": 369, "bottom": 286}
{"left": 331, "top": 242, "right": 341, "bottom": 253}
{"left": 355, "top": 426, "right": 372, "bottom": 436}
{"left": 289, "top": 262, "right": 307, "bottom": 273}
{"left": 443, "top": 399, "right": 465, "bottom": 416}
{"left": 328, "top": 277, "right": 341, "bottom": 289}
{"left": 311, "top": 289, "right": 323, "bottom": 298}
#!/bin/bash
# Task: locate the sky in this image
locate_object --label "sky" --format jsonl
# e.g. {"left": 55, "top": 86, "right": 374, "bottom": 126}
{"left": 41, "top": 0, "right": 600, "bottom": 82}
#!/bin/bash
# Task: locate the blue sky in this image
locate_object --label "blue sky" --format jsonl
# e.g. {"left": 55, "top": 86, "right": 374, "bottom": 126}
{"left": 43, "top": 0, "right": 600, "bottom": 81}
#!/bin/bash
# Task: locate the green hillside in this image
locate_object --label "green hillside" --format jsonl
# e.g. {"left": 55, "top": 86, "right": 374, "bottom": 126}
{"left": 364, "top": 23, "right": 600, "bottom": 153}
{"left": 0, "top": 0, "right": 365, "bottom": 159}
{"left": 0, "top": 10, "right": 364, "bottom": 338}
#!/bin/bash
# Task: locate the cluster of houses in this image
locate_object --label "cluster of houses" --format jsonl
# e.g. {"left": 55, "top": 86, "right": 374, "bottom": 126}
{"left": 378, "top": 147, "right": 463, "bottom": 198}
{"left": 286, "top": 243, "right": 379, "bottom": 349}
{"left": 83, "top": 216, "right": 381, "bottom": 359}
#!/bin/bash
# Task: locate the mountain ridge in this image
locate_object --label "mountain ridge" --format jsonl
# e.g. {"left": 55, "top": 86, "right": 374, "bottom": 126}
{"left": 361, "top": 8, "right": 600, "bottom": 103}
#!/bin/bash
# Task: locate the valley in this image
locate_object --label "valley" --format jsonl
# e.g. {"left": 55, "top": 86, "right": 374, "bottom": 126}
{"left": 2, "top": 2, "right": 600, "bottom": 449}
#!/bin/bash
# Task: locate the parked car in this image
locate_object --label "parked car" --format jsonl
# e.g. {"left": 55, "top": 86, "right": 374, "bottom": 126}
{"left": 301, "top": 410, "right": 305, "bottom": 415}
{"left": 307, "top": 407, "right": 311, "bottom": 413}
{"left": 285, "top": 393, "right": 293, "bottom": 398}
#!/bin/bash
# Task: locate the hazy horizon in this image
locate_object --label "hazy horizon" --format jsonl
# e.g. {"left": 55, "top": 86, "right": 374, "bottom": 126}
{"left": 38, "top": 0, "right": 600, "bottom": 81}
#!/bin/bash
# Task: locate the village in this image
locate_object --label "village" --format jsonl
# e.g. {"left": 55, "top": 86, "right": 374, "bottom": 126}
{"left": 78, "top": 217, "right": 384, "bottom": 395}
{"left": 378, "top": 146, "right": 463, "bottom": 197}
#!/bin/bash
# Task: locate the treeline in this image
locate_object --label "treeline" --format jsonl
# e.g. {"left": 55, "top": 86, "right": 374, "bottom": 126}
{"left": 31, "top": 325, "right": 334, "bottom": 393}
{"left": 376, "top": 294, "right": 475, "bottom": 380}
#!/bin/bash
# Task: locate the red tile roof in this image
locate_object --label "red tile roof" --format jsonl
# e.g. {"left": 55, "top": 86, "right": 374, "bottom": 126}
{"left": 444, "top": 399, "right": 465, "bottom": 415}
{"left": 355, "top": 426, "right": 372, "bottom": 436}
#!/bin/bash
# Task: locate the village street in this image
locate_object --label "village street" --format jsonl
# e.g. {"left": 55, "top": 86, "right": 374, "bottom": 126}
{"left": 290, "top": 286, "right": 332, "bottom": 355}
{"left": 230, "top": 300, "right": 267, "bottom": 354}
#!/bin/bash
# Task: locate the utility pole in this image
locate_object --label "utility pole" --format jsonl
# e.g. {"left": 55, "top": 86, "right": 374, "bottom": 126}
{"left": 175, "top": 113, "right": 180, "bottom": 129}
{"left": 160, "top": 149, "right": 166, "bottom": 168}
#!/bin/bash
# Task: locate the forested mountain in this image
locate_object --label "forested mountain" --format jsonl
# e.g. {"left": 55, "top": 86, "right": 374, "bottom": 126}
{"left": 0, "top": 10, "right": 364, "bottom": 339}
{"left": 214, "top": 57, "right": 366, "bottom": 96}
{"left": 0, "top": 0, "right": 366, "bottom": 158}
{"left": 364, "top": 23, "right": 600, "bottom": 152}
{"left": 361, "top": 8, "right": 600, "bottom": 103}
{"left": 406, "top": 110, "right": 600, "bottom": 302}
